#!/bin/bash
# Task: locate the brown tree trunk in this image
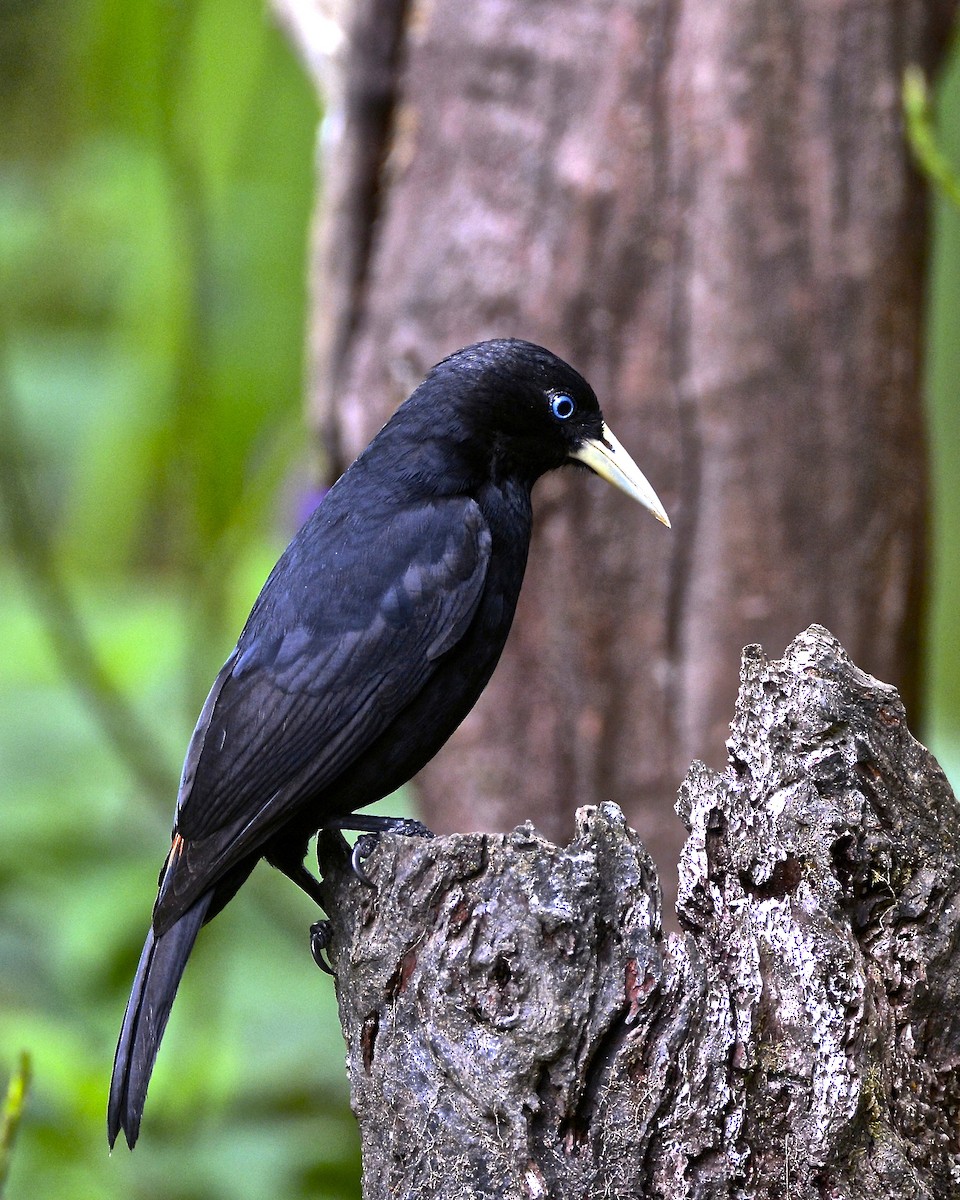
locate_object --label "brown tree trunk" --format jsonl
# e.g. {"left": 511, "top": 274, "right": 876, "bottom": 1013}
{"left": 280, "top": 0, "right": 957, "bottom": 902}
{"left": 317, "top": 626, "right": 960, "bottom": 1198}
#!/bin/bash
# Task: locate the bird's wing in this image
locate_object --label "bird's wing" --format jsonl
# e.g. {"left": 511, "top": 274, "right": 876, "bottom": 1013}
{"left": 172, "top": 497, "right": 491, "bottom": 854}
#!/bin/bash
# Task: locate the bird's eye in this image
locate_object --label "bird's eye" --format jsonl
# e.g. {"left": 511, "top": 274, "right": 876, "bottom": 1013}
{"left": 550, "top": 393, "right": 576, "bottom": 420}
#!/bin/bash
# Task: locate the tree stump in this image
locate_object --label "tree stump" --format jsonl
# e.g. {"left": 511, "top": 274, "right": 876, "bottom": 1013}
{"left": 317, "top": 625, "right": 960, "bottom": 1198}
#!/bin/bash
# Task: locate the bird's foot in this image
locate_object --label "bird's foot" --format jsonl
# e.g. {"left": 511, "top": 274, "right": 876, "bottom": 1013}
{"left": 322, "top": 815, "right": 435, "bottom": 886}
{"left": 281, "top": 861, "right": 326, "bottom": 907}
{"left": 309, "top": 920, "right": 335, "bottom": 974}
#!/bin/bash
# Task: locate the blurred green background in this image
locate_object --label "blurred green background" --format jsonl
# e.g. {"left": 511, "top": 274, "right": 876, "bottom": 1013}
{"left": 0, "top": 1, "right": 361, "bottom": 1196}
{"left": 0, "top": 2, "right": 957, "bottom": 1198}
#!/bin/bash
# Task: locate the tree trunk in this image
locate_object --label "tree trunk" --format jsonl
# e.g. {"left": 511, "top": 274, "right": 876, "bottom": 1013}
{"left": 317, "top": 625, "right": 960, "bottom": 1199}
{"left": 281, "top": 0, "right": 957, "bottom": 902}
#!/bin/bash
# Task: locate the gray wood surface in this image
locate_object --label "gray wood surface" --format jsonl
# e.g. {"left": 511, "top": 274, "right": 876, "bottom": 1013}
{"left": 319, "top": 627, "right": 960, "bottom": 1198}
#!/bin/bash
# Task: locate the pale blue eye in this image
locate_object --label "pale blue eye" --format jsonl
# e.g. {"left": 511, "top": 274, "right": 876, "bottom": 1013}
{"left": 550, "top": 393, "right": 575, "bottom": 420}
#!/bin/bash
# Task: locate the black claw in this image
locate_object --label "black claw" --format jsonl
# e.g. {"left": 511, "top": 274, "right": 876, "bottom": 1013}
{"left": 350, "top": 834, "right": 380, "bottom": 886}
{"left": 310, "top": 920, "right": 335, "bottom": 974}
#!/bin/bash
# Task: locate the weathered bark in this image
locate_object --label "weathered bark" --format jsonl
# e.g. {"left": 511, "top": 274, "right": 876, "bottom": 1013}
{"left": 282, "top": 0, "right": 957, "bottom": 894}
{"left": 318, "top": 626, "right": 960, "bottom": 1199}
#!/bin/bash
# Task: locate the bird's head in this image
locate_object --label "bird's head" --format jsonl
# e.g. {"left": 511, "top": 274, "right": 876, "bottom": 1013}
{"left": 414, "top": 339, "right": 670, "bottom": 526}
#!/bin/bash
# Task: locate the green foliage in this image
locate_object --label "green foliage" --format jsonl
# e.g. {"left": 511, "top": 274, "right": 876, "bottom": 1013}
{"left": 0, "top": 0, "right": 371, "bottom": 1196}
{"left": 924, "top": 43, "right": 960, "bottom": 781}
{"left": 0, "top": 1053, "right": 32, "bottom": 1198}
{"left": 904, "top": 65, "right": 960, "bottom": 211}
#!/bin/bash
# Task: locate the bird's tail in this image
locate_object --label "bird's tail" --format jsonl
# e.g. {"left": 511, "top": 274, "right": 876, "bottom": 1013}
{"left": 107, "top": 892, "right": 212, "bottom": 1149}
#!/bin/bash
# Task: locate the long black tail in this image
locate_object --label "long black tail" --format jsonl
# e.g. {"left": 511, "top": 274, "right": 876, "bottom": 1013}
{"left": 107, "top": 892, "right": 212, "bottom": 1149}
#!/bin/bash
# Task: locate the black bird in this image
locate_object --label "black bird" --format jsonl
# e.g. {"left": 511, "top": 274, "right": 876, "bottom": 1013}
{"left": 107, "top": 338, "right": 669, "bottom": 1149}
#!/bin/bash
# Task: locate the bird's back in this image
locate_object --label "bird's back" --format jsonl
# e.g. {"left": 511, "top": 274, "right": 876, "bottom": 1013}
{"left": 152, "top": 460, "right": 533, "bottom": 932}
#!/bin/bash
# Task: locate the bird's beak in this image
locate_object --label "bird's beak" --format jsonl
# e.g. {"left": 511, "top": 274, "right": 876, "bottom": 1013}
{"left": 570, "top": 424, "right": 671, "bottom": 527}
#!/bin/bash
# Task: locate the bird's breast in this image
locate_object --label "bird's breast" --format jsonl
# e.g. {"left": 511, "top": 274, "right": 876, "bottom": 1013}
{"left": 464, "top": 483, "right": 532, "bottom": 648}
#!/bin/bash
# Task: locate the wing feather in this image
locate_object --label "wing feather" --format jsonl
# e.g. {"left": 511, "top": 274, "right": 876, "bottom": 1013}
{"left": 173, "top": 498, "right": 491, "bottom": 855}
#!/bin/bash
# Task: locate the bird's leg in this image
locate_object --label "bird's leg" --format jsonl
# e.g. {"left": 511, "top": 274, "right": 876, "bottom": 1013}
{"left": 321, "top": 814, "right": 435, "bottom": 887}
{"left": 267, "top": 853, "right": 328, "bottom": 908}
{"left": 324, "top": 814, "right": 435, "bottom": 838}
{"left": 267, "top": 850, "right": 338, "bottom": 974}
